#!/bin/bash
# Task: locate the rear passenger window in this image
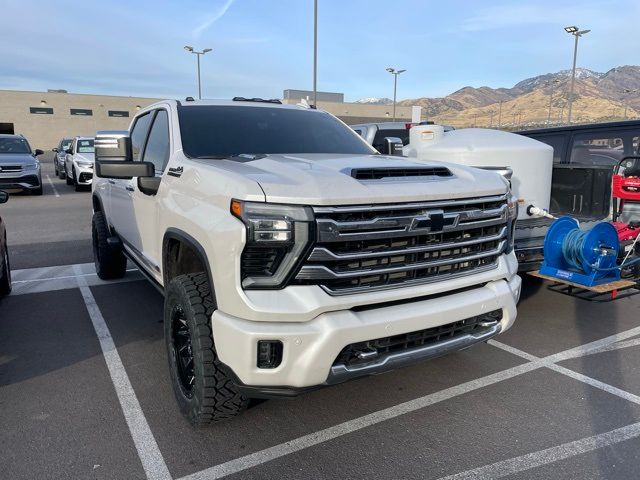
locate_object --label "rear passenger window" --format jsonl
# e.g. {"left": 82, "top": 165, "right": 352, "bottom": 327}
{"left": 130, "top": 112, "right": 153, "bottom": 161}
{"left": 570, "top": 133, "right": 624, "bottom": 167}
{"left": 142, "top": 110, "right": 170, "bottom": 173}
{"left": 530, "top": 134, "right": 566, "bottom": 163}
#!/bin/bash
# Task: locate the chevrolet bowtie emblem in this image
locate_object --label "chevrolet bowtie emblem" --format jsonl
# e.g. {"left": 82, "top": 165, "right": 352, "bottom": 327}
{"left": 410, "top": 209, "right": 458, "bottom": 233}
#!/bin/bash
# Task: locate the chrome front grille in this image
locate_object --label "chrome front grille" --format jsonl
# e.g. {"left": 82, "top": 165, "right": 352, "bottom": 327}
{"left": 294, "top": 194, "right": 509, "bottom": 294}
{"left": 0, "top": 165, "right": 23, "bottom": 173}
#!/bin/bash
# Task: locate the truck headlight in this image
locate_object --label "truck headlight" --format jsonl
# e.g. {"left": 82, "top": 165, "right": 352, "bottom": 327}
{"left": 231, "top": 200, "right": 314, "bottom": 289}
{"left": 506, "top": 194, "right": 518, "bottom": 254}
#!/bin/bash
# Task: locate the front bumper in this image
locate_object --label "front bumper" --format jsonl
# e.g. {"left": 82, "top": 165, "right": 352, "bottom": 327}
{"left": 0, "top": 169, "right": 41, "bottom": 191}
{"left": 213, "top": 273, "right": 521, "bottom": 393}
{"left": 74, "top": 163, "right": 94, "bottom": 185}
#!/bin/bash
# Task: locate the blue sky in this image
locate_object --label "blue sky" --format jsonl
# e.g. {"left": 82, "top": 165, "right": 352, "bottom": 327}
{"left": 1, "top": 0, "right": 638, "bottom": 101}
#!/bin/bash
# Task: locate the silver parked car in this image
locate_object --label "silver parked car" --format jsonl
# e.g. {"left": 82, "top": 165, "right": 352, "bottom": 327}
{"left": 0, "top": 134, "right": 43, "bottom": 195}
{"left": 64, "top": 137, "right": 95, "bottom": 191}
{"left": 53, "top": 137, "right": 73, "bottom": 179}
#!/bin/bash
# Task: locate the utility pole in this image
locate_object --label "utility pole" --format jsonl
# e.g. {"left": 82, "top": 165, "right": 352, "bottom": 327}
{"left": 313, "top": 0, "right": 318, "bottom": 107}
{"left": 564, "top": 26, "right": 590, "bottom": 124}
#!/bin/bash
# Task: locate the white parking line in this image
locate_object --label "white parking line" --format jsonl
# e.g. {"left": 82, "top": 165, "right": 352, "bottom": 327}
{"left": 46, "top": 174, "right": 60, "bottom": 197}
{"left": 179, "top": 332, "right": 640, "bottom": 480}
{"left": 436, "top": 421, "right": 640, "bottom": 480}
{"left": 74, "top": 265, "right": 171, "bottom": 480}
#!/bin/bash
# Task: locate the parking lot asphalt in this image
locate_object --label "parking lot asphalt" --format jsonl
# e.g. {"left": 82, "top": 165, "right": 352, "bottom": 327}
{"left": 3, "top": 155, "right": 640, "bottom": 479}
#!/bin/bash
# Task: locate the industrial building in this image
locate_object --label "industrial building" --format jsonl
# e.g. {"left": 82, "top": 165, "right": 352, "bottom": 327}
{"left": 0, "top": 88, "right": 417, "bottom": 149}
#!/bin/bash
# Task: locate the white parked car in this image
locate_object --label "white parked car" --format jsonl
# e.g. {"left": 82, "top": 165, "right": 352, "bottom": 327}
{"left": 92, "top": 98, "right": 521, "bottom": 425}
{"left": 65, "top": 137, "right": 95, "bottom": 191}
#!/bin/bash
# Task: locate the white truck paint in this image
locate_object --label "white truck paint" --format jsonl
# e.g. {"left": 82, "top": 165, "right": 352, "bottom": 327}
{"left": 92, "top": 99, "right": 521, "bottom": 423}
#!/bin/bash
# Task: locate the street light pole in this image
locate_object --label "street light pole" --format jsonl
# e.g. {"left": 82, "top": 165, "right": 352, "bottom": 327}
{"left": 386, "top": 67, "right": 406, "bottom": 122}
{"left": 184, "top": 46, "right": 212, "bottom": 99}
{"left": 313, "top": 0, "right": 318, "bottom": 107}
{"left": 564, "top": 26, "right": 590, "bottom": 125}
{"left": 547, "top": 79, "right": 560, "bottom": 125}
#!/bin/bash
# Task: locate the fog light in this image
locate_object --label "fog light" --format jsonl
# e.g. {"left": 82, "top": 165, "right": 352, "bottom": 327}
{"left": 257, "top": 340, "right": 283, "bottom": 369}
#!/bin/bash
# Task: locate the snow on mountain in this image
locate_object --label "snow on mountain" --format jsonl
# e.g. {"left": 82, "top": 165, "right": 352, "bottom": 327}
{"left": 354, "top": 97, "right": 393, "bottom": 105}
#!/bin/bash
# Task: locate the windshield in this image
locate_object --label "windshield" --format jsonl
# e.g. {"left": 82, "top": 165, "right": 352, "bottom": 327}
{"left": 178, "top": 105, "right": 376, "bottom": 158}
{"left": 0, "top": 137, "right": 31, "bottom": 154}
{"left": 61, "top": 140, "right": 72, "bottom": 150}
{"left": 77, "top": 139, "right": 95, "bottom": 153}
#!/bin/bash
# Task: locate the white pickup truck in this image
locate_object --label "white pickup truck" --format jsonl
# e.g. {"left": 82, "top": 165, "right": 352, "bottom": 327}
{"left": 92, "top": 98, "right": 521, "bottom": 424}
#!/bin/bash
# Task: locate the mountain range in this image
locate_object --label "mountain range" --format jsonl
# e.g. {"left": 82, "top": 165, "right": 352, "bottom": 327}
{"left": 357, "top": 66, "right": 640, "bottom": 128}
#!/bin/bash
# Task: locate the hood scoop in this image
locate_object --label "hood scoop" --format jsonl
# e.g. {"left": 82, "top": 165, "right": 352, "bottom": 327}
{"left": 350, "top": 166, "right": 453, "bottom": 181}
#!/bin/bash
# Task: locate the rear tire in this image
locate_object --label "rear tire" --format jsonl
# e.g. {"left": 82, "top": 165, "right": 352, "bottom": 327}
{"left": 0, "top": 241, "right": 11, "bottom": 297}
{"left": 165, "top": 272, "right": 248, "bottom": 425}
{"left": 92, "top": 211, "right": 126, "bottom": 280}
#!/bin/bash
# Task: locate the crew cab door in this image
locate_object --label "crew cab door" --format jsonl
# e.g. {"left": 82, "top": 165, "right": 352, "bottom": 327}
{"left": 129, "top": 108, "right": 171, "bottom": 277}
{"left": 109, "top": 111, "right": 153, "bottom": 257}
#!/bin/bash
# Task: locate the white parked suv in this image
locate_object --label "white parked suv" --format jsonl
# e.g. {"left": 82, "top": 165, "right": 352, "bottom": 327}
{"left": 92, "top": 98, "right": 521, "bottom": 425}
{"left": 65, "top": 136, "right": 95, "bottom": 191}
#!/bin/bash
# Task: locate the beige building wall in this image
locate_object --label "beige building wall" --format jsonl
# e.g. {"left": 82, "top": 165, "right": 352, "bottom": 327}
{"left": 0, "top": 90, "right": 158, "bottom": 149}
{"left": 0, "top": 89, "right": 421, "bottom": 150}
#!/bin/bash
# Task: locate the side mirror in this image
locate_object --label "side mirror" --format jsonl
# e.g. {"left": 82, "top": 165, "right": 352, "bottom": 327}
{"left": 52, "top": 148, "right": 58, "bottom": 153}
{"left": 95, "top": 160, "right": 155, "bottom": 180}
{"left": 382, "top": 137, "right": 404, "bottom": 156}
{"left": 34, "top": 149, "right": 44, "bottom": 156}
{"left": 65, "top": 148, "right": 73, "bottom": 155}
{"left": 0, "top": 190, "right": 8, "bottom": 204}
{"left": 95, "top": 130, "right": 132, "bottom": 162}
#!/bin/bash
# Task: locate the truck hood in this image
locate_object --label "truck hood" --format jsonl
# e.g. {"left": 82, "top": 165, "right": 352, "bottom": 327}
{"left": 0, "top": 153, "right": 36, "bottom": 166}
{"left": 210, "top": 153, "right": 507, "bottom": 205}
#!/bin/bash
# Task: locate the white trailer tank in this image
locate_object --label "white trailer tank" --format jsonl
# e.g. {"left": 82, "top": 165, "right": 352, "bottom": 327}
{"left": 405, "top": 125, "right": 553, "bottom": 221}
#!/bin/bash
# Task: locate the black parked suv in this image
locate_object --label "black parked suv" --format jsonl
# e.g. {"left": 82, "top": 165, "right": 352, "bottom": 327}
{"left": 0, "top": 134, "right": 43, "bottom": 195}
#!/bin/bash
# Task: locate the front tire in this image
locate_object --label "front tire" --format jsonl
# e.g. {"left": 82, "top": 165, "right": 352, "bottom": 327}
{"left": 92, "top": 211, "right": 126, "bottom": 280}
{"left": 0, "top": 242, "right": 11, "bottom": 297}
{"left": 165, "top": 273, "right": 248, "bottom": 425}
{"left": 65, "top": 167, "right": 73, "bottom": 185}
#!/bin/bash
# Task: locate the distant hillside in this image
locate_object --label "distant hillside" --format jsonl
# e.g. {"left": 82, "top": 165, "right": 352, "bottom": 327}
{"left": 396, "top": 65, "right": 640, "bottom": 128}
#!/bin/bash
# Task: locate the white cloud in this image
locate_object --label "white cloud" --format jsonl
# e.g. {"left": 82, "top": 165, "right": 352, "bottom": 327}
{"left": 192, "top": 0, "right": 236, "bottom": 38}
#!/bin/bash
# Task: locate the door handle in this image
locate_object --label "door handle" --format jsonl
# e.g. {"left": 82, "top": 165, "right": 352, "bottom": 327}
{"left": 126, "top": 185, "right": 135, "bottom": 192}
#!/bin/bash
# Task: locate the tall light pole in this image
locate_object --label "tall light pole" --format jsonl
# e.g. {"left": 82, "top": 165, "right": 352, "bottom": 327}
{"left": 547, "top": 79, "right": 561, "bottom": 125}
{"left": 313, "top": 0, "right": 318, "bottom": 107}
{"left": 564, "top": 26, "right": 590, "bottom": 124}
{"left": 184, "top": 46, "right": 212, "bottom": 99}
{"left": 386, "top": 67, "right": 406, "bottom": 122}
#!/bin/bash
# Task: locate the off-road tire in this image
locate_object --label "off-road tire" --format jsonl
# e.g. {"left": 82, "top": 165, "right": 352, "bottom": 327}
{"left": 165, "top": 272, "right": 248, "bottom": 425}
{"left": 92, "top": 211, "right": 126, "bottom": 280}
{"left": 0, "top": 240, "right": 11, "bottom": 296}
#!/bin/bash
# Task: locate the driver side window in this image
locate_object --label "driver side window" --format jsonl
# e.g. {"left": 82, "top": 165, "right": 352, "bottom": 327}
{"left": 130, "top": 112, "right": 153, "bottom": 161}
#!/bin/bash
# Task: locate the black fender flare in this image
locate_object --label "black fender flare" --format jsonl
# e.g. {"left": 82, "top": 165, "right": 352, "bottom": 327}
{"left": 162, "top": 228, "right": 216, "bottom": 300}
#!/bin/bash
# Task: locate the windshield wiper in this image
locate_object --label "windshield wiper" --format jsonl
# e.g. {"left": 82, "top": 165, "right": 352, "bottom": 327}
{"left": 194, "top": 154, "right": 267, "bottom": 162}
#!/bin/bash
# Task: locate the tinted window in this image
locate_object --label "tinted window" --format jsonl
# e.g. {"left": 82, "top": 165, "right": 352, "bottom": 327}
{"left": 0, "top": 137, "right": 31, "bottom": 154}
{"left": 530, "top": 134, "right": 566, "bottom": 163}
{"left": 570, "top": 133, "right": 624, "bottom": 166}
{"left": 130, "top": 112, "right": 153, "bottom": 161}
{"left": 178, "top": 106, "right": 376, "bottom": 158}
{"left": 142, "top": 110, "right": 170, "bottom": 172}
{"left": 372, "top": 128, "right": 409, "bottom": 152}
{"left": 76, "top": 139, "right": 94, "bottom": 153}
